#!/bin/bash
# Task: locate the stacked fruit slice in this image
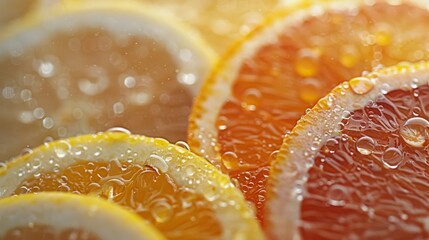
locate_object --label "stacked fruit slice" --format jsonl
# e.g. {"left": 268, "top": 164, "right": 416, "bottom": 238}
{"left": 188, "top": 0, "right": 429, "bottom": 222}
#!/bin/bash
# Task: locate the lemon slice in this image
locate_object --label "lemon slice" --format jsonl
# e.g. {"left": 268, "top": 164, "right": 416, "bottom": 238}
{"left": 0, "top": 131, "right": 263, "bottom": 240}
{"left": 0, "top": 192, "right": 165, "bottom": 240}
{"left": 0, "top": 0, "right": 215, "bottom": 161}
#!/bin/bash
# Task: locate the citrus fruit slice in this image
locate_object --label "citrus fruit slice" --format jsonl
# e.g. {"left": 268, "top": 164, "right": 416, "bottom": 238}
{"left": 267, "top": 62, "right": 429, "bottom": 239}
{"left": 0, "top": 0, "right": 215, "bottom": 161}
{"left": 139, "top": 0, "right": 281, "bottom": 53}
{"left": 188, "top": 0, "right": 429, "bottom": 221}
{"left": 0, "top": 0, "right": 38, "bottom": 28}
{"left": 0, "top": 131, "right": 263, "bottom": 240}
{"left": 0, "top": 192, "right": 165, "bottom": 240}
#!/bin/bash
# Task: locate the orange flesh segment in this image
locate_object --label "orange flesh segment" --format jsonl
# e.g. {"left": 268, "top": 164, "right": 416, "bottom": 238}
{"left": 14, "top": 161, "right": 222, "bottom": 240}
{"left": 216, "top": 1, "right": 429, "bottom": 221}
{"left": 3, "top": 225, "right": 98, "bottom": 240}
{"left": 301, "top": 85, "right": 429, "bottom": 239}
{"left": 0, "top": 28, "right": 192, "bottom": 161}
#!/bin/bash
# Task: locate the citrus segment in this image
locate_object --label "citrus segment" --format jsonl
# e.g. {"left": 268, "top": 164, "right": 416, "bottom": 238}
{"left": 0, "top": 0, "right": 214, "bottom": 161}
{"left": 0, "top": 192, "right": 165, "bottom": 240}
{"left": 0, "top": 132, "right": 263, "bottom": 240}
{"left": 189, "top": 0, "right": 429, "bottom": 221}
{"left": 267, "top": 62, "right": 429, "bottom": 239}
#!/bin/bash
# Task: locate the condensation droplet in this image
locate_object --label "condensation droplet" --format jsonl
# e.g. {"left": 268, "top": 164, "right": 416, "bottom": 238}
{"left": 349, "top": 77, "right": 374, "bottom": 95}
{"left": 42, "top": 117, "right": 54, "bottom": 129}
{"left": 151, "top": 202, "right": 173, "bottom": 223}
{"left": 382, "top": 147, "right": 403, "bottom": 169}
{"left": 241, "top": 88, "right": 261, "bottom": 111}
{"left": 221, "top": 151, "right": 239, "bottom": 171}
{"left": 2, "top": 86, "right": 15, "bottom": 99}
{"left": 147, "top": 154, "right": 168, "bottom": 173}
{"left": 400, "top": 117, "right": 429, "bottom": 148}
{"left": 54, "top": 140, "right": 71, "bottom": 158}
{"left": 178, "top": 73, "right": 197, "bottom": 85}
{"left": 107, "top": 127, "right": 131, "bottom": 134}
{"left": 327, "top": 184, "right": 348, "bottom": 206}
{"left": 175, "top": 141, "right": 190, "bottom": 151}
{"left": 295, "top": 48, "right": 320, "bottom": 77}
{"left": 356, "top": 136, "right": 376, "bottom": 155}
{"left": 38, "top": 61, "right": 55, "bottom": 78}
{"left": 123, "top": 76, "right": 136, "bottom": 88}
{"left": 112, "top": 102, "right": 125, "bottom": 115}
{"left": 299, "top": 78, "right": 323, "bottom": 104}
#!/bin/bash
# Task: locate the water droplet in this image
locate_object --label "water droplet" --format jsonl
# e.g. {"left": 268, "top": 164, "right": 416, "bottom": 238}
{"left": 123, "top": 76, "right": 136, "bottom": 88}
{"left": 33, "top": 107, "right": 45, "bottom": 119}
{"left": 2, "top": 86, "right": 15, "bottom": 99}
{"left": 179, "top": 48, "right": 193, "bottom": 62}
{"left": 20, "top": 89, "right": 32, "bottom": 102}
{"left": 349, "top": 77, "right": 374, "bottom": 95}
{"left": 382, "top": 147, "right": 403, "bottom": 169}
{"left": 185, "top": 165, "right": 195, "bottom": 177}
{"left": 151, "top": 202, "right": 173, "bottom": 223}
{"left": 78, "top": 66, "right": 109, "bottom": 96}
{"left": 295, "top": 48, "right": 320, "bottom": 77}
{"left": 19, "top": 111, "right": 35, "bottom": 124}
{"left": 54, "top": 141, "right": 71, "bottom": 158}
{"left": 112, "top": 102, "right": 125, "bottom": 115}
{"left": 107, "top": 127, "right": 131, "bottom": 134}
{"left": 38, "top": 61, "right": 55, "bottom": 78}
{"left": 221, "top": 151, "right": 239, "bottom": 171}
{"left": 400, "top": 117, "right": 429, "bottom": 148}
{"left": 411, "top": 78, "right": 419, "bottom": 89}
{"left": 178, "top": 73, "right": 197, "bottom": 85}
{"left": 356, "top": 136, "right": 376, "bottom": 155}
{"left": 340, "top": 45, "right": 360, "bottom": 68}
{"left": 42, "top": 117, "right": 54, "bottom": 129}
{"left": 216, "top": 116, "right": 228, "bottom": 131}
{"left": 327, "top": 184, "right": 348, "bottom": 206}
{"left": 20, "top": 147, "right": 33, "bottom": 156}
{"left": 241, "top": 88, "right": 261, "bottom": 111}
{"left": 175, "top": 141, "right": 190, "bottom": 151}
{"left": 299, "top": 78, "right": 323, "bottom": 104}
{"left": 147, "top": 154, "right": 168, "bottom": 173}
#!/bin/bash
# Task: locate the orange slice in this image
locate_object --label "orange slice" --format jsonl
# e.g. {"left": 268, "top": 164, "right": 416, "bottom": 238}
{"left": 0, "top": 132, "right": 263, "bottom": 240}
{"left": 0, "top": 192, "right": 165, "bottom": 240}
{"left": 0, "top": 0, "right": 215, "bottom": 161}
{"left": 188, "top": 0, "right": 429, "bottom": 221}
{"left": 267, "top": 62, "right": 429, "bottom": 239}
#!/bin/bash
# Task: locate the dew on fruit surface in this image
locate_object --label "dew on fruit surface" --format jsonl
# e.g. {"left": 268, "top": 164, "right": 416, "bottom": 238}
{"left": 294, "top": 48, "right": 320, "bottom": 77}
{"left": 241, "top": 88, "right": 261, "bottom": 111}
{"left": 20, "top": 147, "right": 33, "bottom": 156}
{"left": 147, "top": 154, "right": 168, "bottom": 173}
{"left": 175, "top": 141, "right": 190, "bottom": 151}
{"left": 221, "top": 151, "right": 239, "bottom": 171}
{"left": 399, "top": 117, "right": 429, "bottom": 148}
{"left": 299, "top": 78, "right": 323, "bottom": 104}
{"left": 178, "top": 72, "right": 197, "bottom": 86}
{"left": 37, "top": 61, "right": 55, "bottom": 78}
{"left": 356, "top": 136, "right": 376, "bottom": 155}
{"left": 151, "top": 202, "right": 173, "bottom": 223}
{"left": 327, "top": 184, "right": 348, "bottom": 207}
{"left": 349, "top": 76, "right": 374, "bottom": 95}
{"left": 382, "top": 147, "right": 403, "bottom": 169}
{"left": 106, "top": 127, "right": 131, "bottom": 135}
{"left": 53, "top": 140, "right": 71, "bottom": 159}
{"left": 42, "top": 117, "right": 54, "bottom": 129}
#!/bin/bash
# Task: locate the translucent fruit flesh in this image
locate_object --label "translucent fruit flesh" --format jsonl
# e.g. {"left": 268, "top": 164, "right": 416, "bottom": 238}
{"left": 215, "top": 1, "right": 429, "bottom": 221}
{"left": 301, "top": 85, "right": 429, "bottom": 239}
{"left": 14, "top": 160, "right": 222, "bottom": 240}
{"left": 3, "top": 225, "right": 98, "bottom": 240}
{"left": 0, "top": 27, "right": 193, "bottom": 161}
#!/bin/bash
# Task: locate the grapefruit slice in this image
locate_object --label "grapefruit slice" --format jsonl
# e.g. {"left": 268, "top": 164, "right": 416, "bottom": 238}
{"left": 188, "top": 0, "right": 429, "bottom": 221}
{"left": 267, "top": 62, "right": 429, "bottom": 239}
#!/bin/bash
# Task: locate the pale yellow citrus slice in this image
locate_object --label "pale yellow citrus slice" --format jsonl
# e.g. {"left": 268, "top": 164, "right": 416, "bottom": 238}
{"left": 0, "top": 131, "right": 263, "bottom": 240}
{"left": 267, "top": 62, "right": 429, "bottom": 239}
{"left": 0, "top": 192, "right": 165, "bottom": 240}
{"left": 188, "top": 0, "right": 429, "bottom": 222}
{"left": 0, "top": 0, "right": 38, "bottom": 27}
{"left": 0, "top": 0, "right": 215, "bottom": 161}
